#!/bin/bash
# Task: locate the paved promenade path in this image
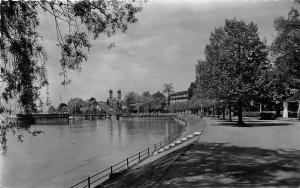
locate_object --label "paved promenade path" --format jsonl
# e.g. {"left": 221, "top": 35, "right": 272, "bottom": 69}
{"left": 100, "top": 116, "right": 300, "bottom": 187}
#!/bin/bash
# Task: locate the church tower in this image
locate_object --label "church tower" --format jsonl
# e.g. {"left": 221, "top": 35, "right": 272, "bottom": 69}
{"left": 109, "top": 89, "right": 113, "bottom": 100}
{"left": 117, "top": 89, "right": 121, "bottom": 101}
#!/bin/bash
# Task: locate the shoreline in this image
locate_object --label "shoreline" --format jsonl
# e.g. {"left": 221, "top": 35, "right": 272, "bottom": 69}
{"left": 99, "top": 115, "right": 300, "bottom": 187}
{"left": 98, "top": 115, "right": 206, "bottom": 187}
{"left": 135, "top": 115, "right": 205, "bottom": 167}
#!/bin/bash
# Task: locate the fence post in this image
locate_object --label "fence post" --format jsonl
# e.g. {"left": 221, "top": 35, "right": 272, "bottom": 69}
{"left": 154, "top": 144, "right": 156, "bottom": 151}
{"left": 148, "top": 148, "right": 150, "bottom": 156}
{"left": 127, "top": 158, "right": 129, "bottom": 167}
{"left": 110, "top": 166, "right": 113, "bottom": 174}
{"left": 88, "top": 177, "right": 91, "bottom": 188}
{"left": 139, "top": 152, "right": 141, "bottom": 162}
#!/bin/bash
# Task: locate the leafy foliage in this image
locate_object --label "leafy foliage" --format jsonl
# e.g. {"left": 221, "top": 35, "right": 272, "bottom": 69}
{"left": 67, "top": 97, "right": 84, "bottom": 114}
{"left": 57, "top": 102, "right": 68, "bottom": 113}
{"left": 81, "top": 97, "right": 98, "bottom": 114}
{"left": 124, "top": 91, "right": 139, "bottom": 112}
{"left": 195, "top": 19, "right": 270, "bottom": 125}
{"left": 0, "top": 123, "right": 43, "bottom": 156}
{"left": 0, "top": 1, "right": 48, "bottom": 114}
{"left": 151, "top": 91, "right": 167, "bottom": 111}
{"left": 187, "top": 82, "right": 196, "bottom": 100}
{"left": 37, "top": 0, "right": 142, "bottom": 86}
{"left": 163, "top": 83, "right": 174, "bottom": 105}
{"left": 0, "top": 0, "right": 142, "bottom": 113}
{"left": 163, "top": 83, "right": 174, "bottom": 96}
{"left": 48, "top": 105, "right": 56, "bottom": 113}
{"left": 271, "top": 7, "right": 300, "bottom": 82}
{"left": 123, "top": 91, "right": 167, "bottom": 113}
{"left": 0, "top": 0, "right": 142, "bottom": 155}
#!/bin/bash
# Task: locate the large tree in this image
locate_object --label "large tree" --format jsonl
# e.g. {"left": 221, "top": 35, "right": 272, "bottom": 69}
{"left": 124, "top": 91, "right": 139, "bottom": 113}
{"left": 163, "top": 83, "right": 174, "bottom": 105}
{"left": 202, "top": 19, "right": 269, "bottom": 126}
{"left": 271, "top": 7, "right": 300, "bottom": 119}
{"left": 271, "top": 7, "right": 300, "bottom": 84}
{"left": 140, "top": 91, "right": 153, "bottom": 113}
{"left": 152, "top": 91, "right": 167, "bottom": 112}
{"left": 81, "top": 97, "right": 98, "bottom": 114}
{"left": 48, "top": 105, "right": 56, "bottom": 113}
{"left": 67, "top": 97, "right": 84, "bottom": 114}
{"left": 57, "top": 102, "right": 68, "bottom": 113}
{"left": 0, "top": 0, "right": 142, "bottom": 155}
{"left": 187, "top": 82, "right": 196, "bottom": 100}
{"left": 0, "top": 0, "right": 142, "bottom": 114}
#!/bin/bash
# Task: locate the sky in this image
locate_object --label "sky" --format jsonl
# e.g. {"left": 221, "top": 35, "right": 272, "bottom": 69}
{"left": 38, "top": 0, "right": 298, "bottom": 106}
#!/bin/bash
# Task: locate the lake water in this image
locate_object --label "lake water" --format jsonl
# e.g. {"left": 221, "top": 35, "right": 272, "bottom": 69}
{"left": 0, "top": 118, "right": 179, "bottom": 188}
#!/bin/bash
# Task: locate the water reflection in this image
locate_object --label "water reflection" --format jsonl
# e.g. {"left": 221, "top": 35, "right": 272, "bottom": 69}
{"left": 1, "top": 118, "right": 180, "bottom": 188}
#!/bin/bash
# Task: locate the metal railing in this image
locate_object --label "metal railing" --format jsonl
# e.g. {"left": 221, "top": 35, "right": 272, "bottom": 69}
{"left": 70, "top": 117, "right": 186, "bottom": 188}
{"left": 152, "top": 117, "right": 187, "bottom": 151}
{"left": 70, "top": 148, "right": 150, "bottom": 188}
{"left": 153, "top": 129, "right": 182, "bottom": 151}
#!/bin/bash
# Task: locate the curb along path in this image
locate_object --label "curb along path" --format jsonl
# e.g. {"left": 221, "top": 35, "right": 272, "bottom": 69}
{"left": 138, "top": 115, "right": 206, "bottom": 166}
{"left": 98, "top": 115, "right": 206, "bottom": 188}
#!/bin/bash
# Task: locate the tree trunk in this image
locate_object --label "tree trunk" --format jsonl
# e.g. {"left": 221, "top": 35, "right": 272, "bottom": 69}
{"left": 228, "top": 103, "right": 232, "bottom": 122}
{"left": 237, "top": 100, "right": 245, "bottom": 126}
{"left": 222, "top": 106, "right": 225, "bottom": 120}
{"left": 212, "top": 107, "right": 215, "bottom": 117}
{"left": 275, "top": 103, "right": 281, "bottom": 118}
{"left": 217, "top": 106, "right": 220, "bottom": 118}
{"left": 259, "top": 104, "right": 262, "bottom": 112}
{"left": 297, "top": 101, "right": 300, "bottom": 120}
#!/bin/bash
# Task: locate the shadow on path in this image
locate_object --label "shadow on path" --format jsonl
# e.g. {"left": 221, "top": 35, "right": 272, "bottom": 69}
{"left": 156, "top": 142, "right": 300, "bottom": 187}
{"left": 214, "top": 120, "right": 293, "bottom": 127}
{"left": 101, "top": 142, "right": 300, "bottom": 187}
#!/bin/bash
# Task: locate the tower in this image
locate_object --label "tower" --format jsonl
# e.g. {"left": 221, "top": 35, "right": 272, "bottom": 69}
{"left": 109, "top": 89, "right": 113, "bottom": 100}
{"left": 117, "top": 89, "right": 121, "bottom": 101}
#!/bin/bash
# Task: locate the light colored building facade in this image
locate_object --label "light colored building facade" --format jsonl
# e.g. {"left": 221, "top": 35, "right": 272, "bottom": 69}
{"left": 283, "top": 90, "right": 300, "bottom": 119}
{"left": 169, "top": 91, "right": 188, "bottom": 104}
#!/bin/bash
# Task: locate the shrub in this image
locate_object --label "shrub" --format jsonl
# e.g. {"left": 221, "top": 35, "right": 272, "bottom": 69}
{"left": 260, "top": 112, "right": 276, "bottom": 120}
{"left": 243, "top": 111, "right": 261, "bottom": 117}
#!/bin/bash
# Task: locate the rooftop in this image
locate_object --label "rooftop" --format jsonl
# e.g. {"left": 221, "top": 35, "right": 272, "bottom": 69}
{"left": 169, "top": 91, "right": 188, "bottom": 96}
{"left": 285, "top": 90, "right": 300, "bottom": 102}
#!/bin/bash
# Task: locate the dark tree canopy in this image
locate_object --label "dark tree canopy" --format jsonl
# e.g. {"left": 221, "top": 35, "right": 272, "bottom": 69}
{"left": 163, "top": 83, "right": 174, "bottom": 96}
{"left": 151, "top": 91, "right": 166, "bottom": 111}
{"left": 0, "top": 1, "right": 142, "bottom": 156}
{"left": 48, "top": 105, "right": 56, "bottom": 113}
{"left": 67, "top": 97, "right": 84, "bottom": 114}
{"left": 57, "top": 102, "right": 67, "bottom": 112}
{"left": 142, "top": 91, "right": 151, "bottom": 97}
{"left": 0, "top": 0, "right": 142, "bottom": 114}
{"left": 195, "top": 19, "right": 270, "bottom": 126}
{"left": 187, "top": 82, "right": 196, "bottom": 100}
{"left": 163, "top": 83, "right": 174, "bottom": 105}
{"left": 1, "top": 1, "right": 48, "bottom": 114}
{"left": 272, "top": 7, "right": 300, "bottom": 82}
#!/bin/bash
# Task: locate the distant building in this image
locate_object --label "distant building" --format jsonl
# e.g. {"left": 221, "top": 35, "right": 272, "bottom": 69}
{"left": 107, "top": 89, "right": 122, "bottom": 105}
{"left": 117, "top": 89, "right": 121, "bottom": 101}
{"left": 283, "top": 90, "right": 300, "bottom": 119}
{"left": 169, "top": 91, "right": 188, "bottom": 104}
{"left": 97, "top": 90, "right": 124, "bottom": 114}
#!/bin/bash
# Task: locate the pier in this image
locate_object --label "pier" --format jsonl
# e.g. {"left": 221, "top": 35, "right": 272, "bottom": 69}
{"left": 10, "top": 113, "right": 178, "bottom": 126}
{"left": 14, "top": 114, "right": 70, "bottom": 126}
